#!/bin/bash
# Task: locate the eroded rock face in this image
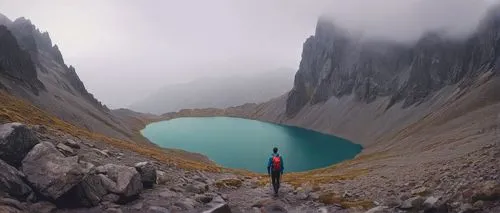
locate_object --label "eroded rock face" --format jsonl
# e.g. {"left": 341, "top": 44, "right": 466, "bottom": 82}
{"left": 0, "top": 159, "right": 32, "bottom": 200}
{"left": 286, "top": 10, "right": 500, "bottom": 117}
{"left": 0, "top": 23, "right": 44, "bottom": 93}
{"left": 21, "top": 142, "right": 93, "bottom": 200}
{"left": 0, "top": 123, "right": 40, "bottom": 167}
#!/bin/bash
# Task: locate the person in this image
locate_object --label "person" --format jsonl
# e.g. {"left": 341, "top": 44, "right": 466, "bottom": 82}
{"left": 267, "top": 147, "right": 284, "bottom": 196}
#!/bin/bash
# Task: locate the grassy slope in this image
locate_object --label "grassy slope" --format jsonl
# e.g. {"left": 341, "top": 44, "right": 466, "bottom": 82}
{"left": 0, "top": 91, "right": 221, "bottom": 172}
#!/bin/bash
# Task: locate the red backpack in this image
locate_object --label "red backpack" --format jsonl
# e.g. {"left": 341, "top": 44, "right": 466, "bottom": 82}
{"left": 272, "top": 156, "right": 281, "bottom": 171}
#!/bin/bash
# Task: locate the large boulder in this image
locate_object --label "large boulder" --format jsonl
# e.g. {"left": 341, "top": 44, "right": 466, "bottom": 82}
{"left": 134, "top": 161, "right": 156, "bottom": 188}
{"left": 0, "top": 123, "right": 39, "bottom": 167}
{"left": 63, "top": 174, "right": 110, "bottom": 207}
{"left": 21, "top": 142, "right": 93, "bottom": 200}
{"left": 0, "top": 159, "right": 32, "bottom": 201}
{"left": 96, "top": 164, "right": 143, "bottom": 198}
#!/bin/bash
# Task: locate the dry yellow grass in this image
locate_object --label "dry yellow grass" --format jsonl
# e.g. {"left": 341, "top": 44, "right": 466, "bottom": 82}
{"left": 0, "top": 91, "right": 221, "bottom": 172}
{"left": 215, "top": 178, "right": 243, "bottom": 189}
{"left": 280, "top": 152, "right": 391, "bottom": 188}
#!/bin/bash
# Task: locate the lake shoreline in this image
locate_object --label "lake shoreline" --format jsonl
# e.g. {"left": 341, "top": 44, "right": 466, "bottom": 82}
{"left": 142, "top": 116, "right": 362, "bottom": 173}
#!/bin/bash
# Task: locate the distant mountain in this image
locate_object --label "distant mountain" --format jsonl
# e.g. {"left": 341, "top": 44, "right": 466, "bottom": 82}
{"left": 130, "top": 68, "right": 295, "bottom": 114}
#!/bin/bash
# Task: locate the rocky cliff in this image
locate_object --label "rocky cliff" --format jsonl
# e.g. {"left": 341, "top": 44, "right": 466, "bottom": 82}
{"left": 0, "top": 25, "right": 44, "bottom": 93}
{"left": 0, "top": 14, "right": 150, "bottom": 142}
{"left": 287, "top": 13, "right": 500, "bottom": 117}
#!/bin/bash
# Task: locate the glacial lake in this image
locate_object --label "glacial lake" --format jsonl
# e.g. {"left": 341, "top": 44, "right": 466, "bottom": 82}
{"left": 141, "top": 117, "right": 362, "bottom": 173}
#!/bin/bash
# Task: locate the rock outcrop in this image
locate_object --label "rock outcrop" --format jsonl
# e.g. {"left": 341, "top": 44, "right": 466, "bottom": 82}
{"left": 0, "top": 123, "right": 39, "bottom": 167}
{"left": 21, "top": 142, "right": 93, "bottom": 200}
{"left": 0, "top": 25, "right": 44, "bottom": 93}
{"left": 135, "top": 161, "right": 157, "bottom": 188}
{"left": 0, "top": 159, "right": 33, "bottom": 201}
{"left": 95, "top": 164, "right": 143, "bottom": 198}
{"left": 0, "top": 13, "right": 153, "bottom": 142}
{"left": 286, "top": 12, "right": 500, "bottom": 116}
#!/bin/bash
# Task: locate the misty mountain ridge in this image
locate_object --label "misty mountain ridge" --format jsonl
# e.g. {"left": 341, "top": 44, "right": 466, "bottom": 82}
{"left": 130, "top": 67, "right": 295, "bottom": 114}
{"left": 0, "top": 13, "right": 150, "bottom": 141}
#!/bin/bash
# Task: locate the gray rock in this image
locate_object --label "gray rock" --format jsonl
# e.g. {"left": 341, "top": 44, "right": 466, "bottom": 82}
{"left": 0, "top": 205, "right": 24, "bottom": 213}
{"left": 82, "top": 141, "right": 96, "bottom": 148}
{"left": 95, "top": 164, "right": 143, "bottom": 198}
{"left": 459, "top": 203, "right": 475, "bottom": 213}
{"left": 297, "top": 191, "right": 309, "bottom": 200}
{"left": 156, "top": 170, "right": 169, "bottom": 185}
{"left": 411, "top": 187, "right": 429, "bottom": 196}
{"left": 0, "top": 159, "right": 33, "bottom": 200}
{"left": 0, "top": 123, "right": 39, "bottom": 167}
{"left": 102, "top": 194, "right": 120, "bottom": 203}
{"left": 131, "top": 202, "right": 143, "bottom": 210}
{"left": 159, "top": 189, "right": 178, "bottom": 198}
{"left": 310, "top": 192, "right": 320, "bottom": 200}
{"left": 72, "top": 174, "right": 109, "bottom": 206}
{"left": 364, "top": 206, "right": 391, "bottom": 213}
{"left": 195, "top": 194, "right": 214, "bottom": 204}
{"left": 170, "top": 186, "right": 185, "bottom": 193}
{"left": 28, "top": 201, "right": 56, "bottom": 213}
{"left": 134, "top": 161, "right": 156, "bottom": 188}
{"left": 147, "top": 206, "right": 171, "bottom": 213}
{"left": 203, "top": 203, "right": 232, "bottom": 213}
{"left": 186, "top": 183, "right": 208, "bottom": 194}
{"left": 473, "top": 200, "right": 484, "bottom": 209}
{"left": 382, "top": 197, "right": 401, "bottom": 208}
{"left": 342, "top": 191, "right": 353, "bottom": 198}
{"left": 423, "top": 196, "right": 441, "bottom": 210}
{"left": 400, "top": 196, "right": 425, "bottom": 210}
{"left": 31, "top": 125, "right": 48, "bottom": 134}
{"left": 93, "top": 148, "right": 110, "bottom": 157}
{"left": 56, "top": 143, "right": 76, "bottom": 156}
{"left": 472, "top": 180, "right": 499, "bottom": 202}
{"left": 262, "top": 203, "right": 288, "bottom": 213}
{"left": 174, "top": 198, "right": 196, "bottom": 210}
{"left": 105, "top": 208, "right": 123, "bottom": 213}
{"left": 211, "top": 196, "right": 225, "bottom": 204}
{"left": 21, "top": 142, "right": 93, "bottom": 200}
{"left": 64, "top": 139, "right": 80, "bottom": 149}
{"left": 0, "top": 198, "right": 26, "bottom": 211}
{"left": 220, "top": 194, "right": 228, "bottom": 201}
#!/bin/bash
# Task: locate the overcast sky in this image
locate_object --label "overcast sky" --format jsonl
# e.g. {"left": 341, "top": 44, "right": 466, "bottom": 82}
{"left": 0, "top": 0, "right": 497, "bottom": 108}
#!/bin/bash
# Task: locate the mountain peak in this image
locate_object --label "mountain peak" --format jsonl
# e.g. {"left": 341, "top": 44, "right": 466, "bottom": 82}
{"left": 0, "top": 13, "right": 12, "bottom": 26}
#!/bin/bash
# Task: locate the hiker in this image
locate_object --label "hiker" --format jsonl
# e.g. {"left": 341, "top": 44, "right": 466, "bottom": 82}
{"left": 267, "top": 147, "right": 284, "bottom": 195}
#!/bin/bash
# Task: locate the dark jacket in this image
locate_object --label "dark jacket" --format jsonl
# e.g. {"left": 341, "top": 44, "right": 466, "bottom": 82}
{"left": 267, "top": 153, "right": 284, "bottom": 174}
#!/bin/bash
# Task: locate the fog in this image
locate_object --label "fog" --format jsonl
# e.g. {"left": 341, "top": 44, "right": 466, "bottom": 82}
{"left": 0, "top": 0, "right": 497, "bottom": 108}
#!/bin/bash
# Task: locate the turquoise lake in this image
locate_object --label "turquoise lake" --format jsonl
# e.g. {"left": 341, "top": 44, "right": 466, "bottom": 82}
{"left": 141, "top": 117, "right": 362, "bottom": 173}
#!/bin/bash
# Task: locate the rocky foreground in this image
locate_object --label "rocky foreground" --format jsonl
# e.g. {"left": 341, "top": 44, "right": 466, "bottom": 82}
{"left": 1, "top": 122, "right": 499, "bottom": 213}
